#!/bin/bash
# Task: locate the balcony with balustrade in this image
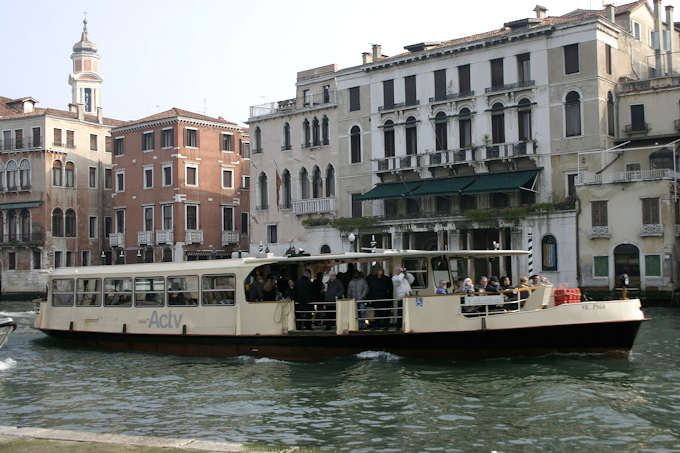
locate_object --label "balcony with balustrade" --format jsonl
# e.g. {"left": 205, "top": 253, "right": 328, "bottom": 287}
{"left": 137, "top": 231, "right": 154, "bottom": 246}
{"left": 484, "top": 80, "right": 535, "bottom": 95}
{"left": 0, "top": 231, "right": 44, "bottom": 246}
{"left": 108, "top": 232, "right": 124, "bottom": 248}
{"left": 640, "top": 223, "right": 664, "bottom": 237}
{"left": 249, "top": 90, "right": 337, "bottom": 119}
{"left": 292, "top": 197, "right": 336, "bottom": 215}
{"left": 185, "top": 230, "right": 203, "bottom": 244}
{"left": 221, "top": 230, "right": 240, "bottom": 246}
{"left": 481, "top": 141, "right": 537, "bottom": 160}
{"left": 426, "top": 148, "right": 473, "bottom": 167}
{"left": 155, "top": 230, "right": 174, "bottom": 245}
{"left": 428, "top": 90, "right": 475, "bottom": 105}
{"left": 0, "top": 136, "right": 44, "bottom": 152}
{"left": 373, "top": 154, "right": 424, "bottom": 173}
{"left": 576, "top": 168, "right": 679, "bottom": 185}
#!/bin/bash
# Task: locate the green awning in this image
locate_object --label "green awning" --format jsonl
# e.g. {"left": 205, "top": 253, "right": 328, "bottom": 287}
{"left": 356, "top": 181, "right": 422, "bottom": 200}
{"left": 0, "top": 201, "right": 42, "bottom": 210}
{"left": 462, "top": 170, "right": 538, "bottom": 194}
{"left": 409, "top": 175, "right": 475, "bottom": 196}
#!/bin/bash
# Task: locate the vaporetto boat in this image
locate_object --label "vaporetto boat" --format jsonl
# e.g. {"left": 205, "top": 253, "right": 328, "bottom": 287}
{"left": 32, "top": 249, "right": 647, "bottom": 360}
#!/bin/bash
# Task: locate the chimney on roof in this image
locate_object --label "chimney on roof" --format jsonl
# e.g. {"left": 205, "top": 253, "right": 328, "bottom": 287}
{"left": 654, "top": 0, "right": 664, "bottom": 74}
{"left": 97, "top": 106, "right": 103, "bottom": 124}
{"left": 533, "top": 5, "right": 547, "bottom": 19}
{"left": 76, "top": 103, "right": 84, "bottom": 121}
{"left": 372, "top": 44, "right": 382, "bottom": 61}
{"left": 68, "top": 103, "right": 77, "bottom": 113}
{"left": 362, "top": 52, "right": 373, "bottom": 65}
{"left": 604, "top": 4, "right": 615, "bottom": 22}
{"left": 667, "top": 5, "right": 674, "bottom": 75}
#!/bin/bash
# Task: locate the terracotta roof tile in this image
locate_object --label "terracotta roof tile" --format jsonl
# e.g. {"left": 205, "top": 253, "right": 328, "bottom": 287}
{"left": 129, "top": 107, "right": 238, "bottom": 127}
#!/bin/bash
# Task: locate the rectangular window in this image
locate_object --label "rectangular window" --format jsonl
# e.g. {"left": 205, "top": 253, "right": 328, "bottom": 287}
{"left": 115, "top": 171, "right": 125, "bottom": 192}
{"left": 402, "top": 258, "right": 428, "bottom": 289}
{"left": 242, "top": 175, "right": 250, "bottom": 190}
{"left": 142, "top": 131, "right": 154, "bottom": 151}
{"left": 458, "top": 64, "right": 471, "bottom": 94}
{"left": 564, "top": 44, "right": 579, "bottom": 74}
{"left": 434, "top": 69, "right": 446, "bottom": 100}
{"left": 186, "top": 205, "right": 198, "bottom": 230}
{"left": 593, "top": 256, "right": 609, "bottom": 277}
{"left": 222, "top": 169, "right": 233, "bottom": 189}
{"left": 33, "top": 250, "right": 41, "bottom": 269}
{"left": 185, "top": 164, "right": 198, "bottom": 186}
{"left": 76, "top": 278, "right": 101, "bottom": 306}
{"left": 633, "top": 21, "right": 641, "bottom": 40}
{"left": 266, "top": 224, "right": 278, "bottom": 243}
{"left": 383, "top": 79, "right": 394, "bottom": 109}
{"left": 103, "top": 278, "right": 132, "bottom": 307}
{"left": 605, "top": 44, "right": 612, "bottom": 75}
{"left": 323, "top": 85, "right": 330, "bottom": 103}
{"left": 517, "top": 53, "right": 531, "bottom": 83}
{"left": 240, "top": 140, "right": 250, "bottom": 158}
{"left": 351, "top": 193, "right": 362, "bottom": 218}
{"left": 626, "top": 162, "right": 641, "bottom": 177}
{"left": 115, "top": 209, "right": 125, "bottom": 233}
{"left": 90, "top": 134, "right": 98, "bottom": 151}
{"left": 66, "top": 251, "right": 73, "bottom": 267}
{"left": 221, "top": 133, "right": 233, "bottom": 152}
{"left": 162, "top": 164, "right": 172, "bottom": 186}
{"left": 134, "top": 277, "right": 165, "bottom": 307}
{"left": 303, "top": 89, "right": 311, "bottom": 106}
{"left": 88, "top": 167, "right": 97, "bottom": 188}
{"left": 162, "top": 205, "right": 173, "bottom": 230}
{"left": 404, "top": 75, "right": 417, "bottom": 105}
{"left": 642, "top": 198, "right": 660, "bottom": 224}
{"left": 459, "top": 116, "right": 472, "bottom": 148}
{"left": 201, "top": 274, "right": 235, "bottom": 306}
{"left": 32, "top": 127, "right": 41, "bottom": 147}
{"left": 52, "top": 278, "right": 74, "bottom": 306}
{"left": 222, "top": 206, "right": 234, "bottom": 231}
{"left": 113, "top": 137, "right": 124, "bottom": 155}
{"left": 645, "top": 255, "right": 661, "bottom": 277}
{"left": 54, "top": 251, "right": 62, "bottom": 268}
{"left": 241, "top": 212, "right": 248, "bottom": 235}
{"left": 104, "top": 168, "right": 112, "bottom": 189}
{"left": 168, "top": 276, "right": 199, "bottom": 306}
{"left": 104, "top": 216, "right": 112, "bottom": 238}
{"left": 161, "top": 128, "right": 173, "bottom": 148}
{"left": 591, "top": 200, "right": 608, "bottom": 227}
{"left": 144, "top": 167, "right": 153, "bottom": 189}
{"left": 490, "top": 58, "right": 504, "bottom": 88}
{"left": 66, "top": 130, "right": 74, "bottom": 147}
{"left": 143, "top": 206, "right": 154, "bottom": 231}
{"left": 349, "top": 86, "right": 360, "bottom": 111}
{"left": 185, "top": 128, "right": 198, "bottom": 147}
{"left": 14, "top": 129, "right": 23, "bottom": 149}
{"left": 53, "top": 128, "right": 62, "bottom": 146}
{"left": 81, "top": 251, "right": 89, "bottom": 267}
{"left": 105, "top": 136, "right": 112, "bottom": 153}
{"left": 8, "top": 251, "right": 16, "bottom": 270}
{"left": 630, "top": 104, "right": 645, "bottom": 131}
{"left": 89, "top": 216, "right": 97, "bottom": 238}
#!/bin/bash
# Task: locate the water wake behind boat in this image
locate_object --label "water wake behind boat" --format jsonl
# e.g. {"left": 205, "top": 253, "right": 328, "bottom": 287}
{"left": 355, "top": 350, "right": 403, "bottom": 361}
{"left": 0, "top": 358, "right": 17, "bottom": 371}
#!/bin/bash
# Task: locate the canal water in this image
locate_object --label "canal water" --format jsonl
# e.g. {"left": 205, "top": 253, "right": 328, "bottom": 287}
{"left": 0, "top": 301, "right": 678, "bottom": 452}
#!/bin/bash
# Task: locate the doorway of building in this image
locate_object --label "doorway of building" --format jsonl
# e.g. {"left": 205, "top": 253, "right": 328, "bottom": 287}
{"left": 614, "top": 243, "right": 640, "bottom": 288}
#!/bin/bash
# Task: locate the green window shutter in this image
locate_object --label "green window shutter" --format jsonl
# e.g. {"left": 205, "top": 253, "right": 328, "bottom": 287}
{"left": 645, "top": 255, "right": 661, "bottom": 277}
{"left": 594, "top": 256, "right": 608, "bottom": 277}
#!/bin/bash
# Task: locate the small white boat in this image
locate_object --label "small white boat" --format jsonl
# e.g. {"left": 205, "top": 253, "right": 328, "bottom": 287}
{"left": 0, "top": 317, "right": 17, "bottom": 350}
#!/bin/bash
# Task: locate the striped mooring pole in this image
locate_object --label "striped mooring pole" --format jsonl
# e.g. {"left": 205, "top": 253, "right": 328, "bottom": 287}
{"left": 527, "top": 230, "right": 534, "bottom": 276}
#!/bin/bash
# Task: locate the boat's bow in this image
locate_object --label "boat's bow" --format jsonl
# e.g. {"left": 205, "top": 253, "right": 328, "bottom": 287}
{"left": 0, "top": 317, "right": 17, "bottom": 350}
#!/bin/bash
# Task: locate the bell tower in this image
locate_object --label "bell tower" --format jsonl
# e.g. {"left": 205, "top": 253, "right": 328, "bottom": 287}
{"left": 68, "top": 16, "right": 102, "bottom": 114}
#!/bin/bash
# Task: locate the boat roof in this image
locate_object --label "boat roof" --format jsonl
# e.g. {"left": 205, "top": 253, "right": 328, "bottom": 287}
{"left": 49, "top": 249, "right": 528, "bottom": 278}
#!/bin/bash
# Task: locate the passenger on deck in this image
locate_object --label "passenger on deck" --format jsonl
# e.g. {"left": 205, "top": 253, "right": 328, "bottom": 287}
{"left": 262, "top": 279, "right": 277, "bottom": 301}
{"left": 518, "top": 276, "right": 530, "bottom": 306}
{"left": 294, "top": 271, "right": 315, "bottom": 330}
{"left": 366, "top": 267, "right": 393, "bottom": 329}
{"left": 485, "top": 276, "right": 501, "bottom": 293}
{"left": 459, "top": 278, "right": 475, "bottom": 294}
{"left": 392, "top": 266, "right": 414, "bottom": 328}
{"left": 477, "top": 276, "right": 489, "bottom": 293}
{"left": 501, "top": 276, "right": 517, "bottom": 301}
{"left": 313, "top": 272, "right": 325, "bottom": 302}
{"left": 248, "top": 276, "right": 265, "bottom": 301}
{"left": 282, "top": 279, "right": 295, "bottom": 300}
{"left": 530, "top": 274, "right": 542, "bottom": 286}
{"left": 348, "top": 271, "right": 369, "bottom": 329}
{"left": 436, "top": 280, "right": 449, "bottom": 294}
{"left": 321, "top": 271, "right": 344, "bottom": 330}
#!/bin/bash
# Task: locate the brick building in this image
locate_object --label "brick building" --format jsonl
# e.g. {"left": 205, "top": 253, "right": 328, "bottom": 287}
{"left": 110, "top": 109, "right": 250, "bottom": 263}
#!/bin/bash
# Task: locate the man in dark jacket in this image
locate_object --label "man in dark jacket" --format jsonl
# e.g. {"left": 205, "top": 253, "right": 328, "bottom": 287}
{"left": 367, "top": 267, "right": 393, "bottom": 328}
{"left": 294, "top": 270, "right": 315, "bottom": 330}
{"left": 321, "top": 271, "right": 344, "bottom": 330}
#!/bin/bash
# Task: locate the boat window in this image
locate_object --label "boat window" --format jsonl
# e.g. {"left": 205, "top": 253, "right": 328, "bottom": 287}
{"left": 76, "top": 278, "right": 101, "bottom": 306}
{"left": 104, "top": 278, "right": 133, "bottom": 307}
{"left": 52, "top": 278, "right": 74, "bottom": 306}
{"left": 134, "top": 277, "right": 165, "bottom": 307}
{"left": 431, "top": 256, "right": 450, "bottom": 290}
{"left": 167, "top": 276, "right": 199, "bottom": 306}
{"left": 202, "top": 274, "right": 236, "bottom": 305}
{"left": 402, "top": 258, "right": 428, "bottom": 289}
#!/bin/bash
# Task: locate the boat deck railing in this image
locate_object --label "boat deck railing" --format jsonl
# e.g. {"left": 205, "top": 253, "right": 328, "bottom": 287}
{"left": 356, "top": 298, "right": 403, "bottom": 330}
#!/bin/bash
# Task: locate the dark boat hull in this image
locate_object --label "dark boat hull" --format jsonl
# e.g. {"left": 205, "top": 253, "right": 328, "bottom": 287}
{"left": 37, "top": 319, "right": 644, "bottom": 361}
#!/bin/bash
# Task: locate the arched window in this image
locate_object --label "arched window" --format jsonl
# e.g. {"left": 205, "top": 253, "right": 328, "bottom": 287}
{"left": 320, "top": 245, "right": 331, "bottom": 254}
{"left": 7, "top": 210, "right": 16, "bottom": 240}
{"left": 312, "top": 117, "right": 320, "bottom": 146}
{"left": 65, "top": 162, "right": 75, "bottom": 187}
{"left": 565, "top": 91, "right": 582, "bottom": 137}
{"left": 299, "top": 167, "right": 309, "bottom": 199}
{"left": 435, "top": 111, "right": 448, "bottom": 151}
{"left": 281, "top": 169, "right": 292, "bottom": 209}
{"left": 65, "top": 208, "right": 76, "bottom": 237}
{"left": 52, "top": 160, "right": 62, "bottom": 186}
{"left": 405, "top": 116, "right": 417, "bottom": 155}
{"left": 0, "top": 161, "right": 4, "bottom": 191}
{"left": 322, "top": 115, "right": 329, "bottom": 145}
{"left": 325, "top": 164, "right": 335, "bottom": 197}
{"left": 649, "top": 148, "right": 675, "bottom": 169}
{"left": 607, "top": 92, "right": 615, "bottom": 136}
{"left": 283, "top": 123, "right": 290, "bottom": 150}
{"left": 303, "top": 119, "right": 310, "bottom": 147}
{"left": 383, "top": 120, "right": 395, "bottom": 157}
{"left": 350, "top": 126, "right": 361, "bottom": 163}
{"left": 6, "top": 160, "right": 16, "bottom": 190}
{"left": 257, "top": 172, "right": 268, "bottom": 209}
{"left": 254, "top": 126, "right": 261, "bottom": 152}
{"left": 19, "top": 159, "right": 30, "bottom": 189}
{"left": 518, "top": 98, "right": 532, "bottom": 141}
{"left": 52, "top": 208, "right": 63, "bottom": 237}
{"left": 20, "top": 209, "right": 30, "bottom": 241}
{"left": 491, "top": 102, "right": 505, "bottom": 144}
{"left": 459, "top": 108, "right": 472, "bottom": 147}
{"left": 312, "top": 166, "right": 322, "bottom": 198}
{"left": 541, "top": 234, "right": 558, "bottom": 271}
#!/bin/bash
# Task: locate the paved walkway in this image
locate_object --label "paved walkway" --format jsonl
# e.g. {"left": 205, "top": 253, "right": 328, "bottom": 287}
{"left": 0, "top": 426, "right": 298, "bottom": 452}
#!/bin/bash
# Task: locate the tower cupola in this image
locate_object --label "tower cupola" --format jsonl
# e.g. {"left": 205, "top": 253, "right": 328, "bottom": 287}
{"left": 69, "top": 17, "right": 103, "bottom": 115}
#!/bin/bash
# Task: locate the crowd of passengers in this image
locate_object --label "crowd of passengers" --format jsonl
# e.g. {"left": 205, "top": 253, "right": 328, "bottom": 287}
{"left": 246, "top": 263, "right": 551, "bottom": 330}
